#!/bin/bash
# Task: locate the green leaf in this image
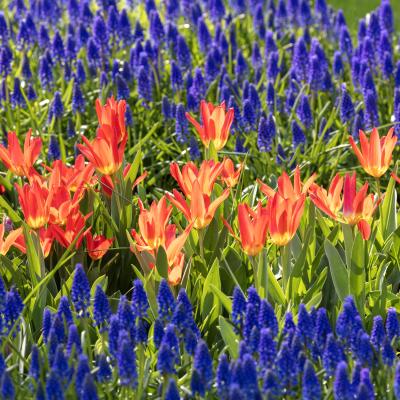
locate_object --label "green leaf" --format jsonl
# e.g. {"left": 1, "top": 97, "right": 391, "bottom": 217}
{"left": 381, "top": 176, "right": 398, "bottom": 239}
{"left": 349, "top": 232, "right": 365, "bottom": 310}
{"left": 200, "top": 259, "right": 221, "bottom": 325}
{"left": 90, "top": 275, "right": 108, "bottom": 297}
{"left": 210, "top": 284, "right": 232, "bottom": 314}
{"left": 267, "top": 265, "right": 286, "bottom": 305}
{"left": 124, "top": 148, "right": 142, "bottom": 185}
{"left": 155, "top": 246, "right": 169, "bottom": 280}
{"left": 218, "top": 316, "right": 239, "bottom": 358}
{"left": 324, "top": 239, "right": 349, "bottom": 301}
{"left": 287, "top": 227, "right": 312, "bottom": 302}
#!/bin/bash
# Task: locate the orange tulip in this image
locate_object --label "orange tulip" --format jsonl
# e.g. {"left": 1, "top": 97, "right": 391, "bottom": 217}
{"left": 86, "top": 232, "right": 113, "bottom": 260}
{"left": 167, "top": 180, "right": 230, "bottom": 229}
{"left": 349, "top": 128, "right": 397, "bottom": 178}
{"left": 220, "top": 158, "right": 243, "bottom": 188}
{"left": 130, "top": 199, "right": 192, "bottom": 286}
{"left": 309, "top": 173, "right": 378, "bottom": 240}
{"left": 0, "top": 223, "right": 25, "bottom": 255}
{"left": 95, "top": 97, "right": 127, "bottom": 143}
{"left": 77, "top": 124, "right": 127, "bottom": 176}
{"left": 48, "top": 185, "right": 84, "bottom": 226}
{"left": 131, "top": 197, "right": 173, "bottom": 251}
{"left": 224, "top": 202, "right": 269, "bottom": 256}
{"left": 0, "top": 130, "right": 41, "bottom": 177}
{"left": 170, "top": 160, "right": 223, "bottom": 199}
{"left": 267, "top": 193, "right": 306, "bottom": 246}
{"left": 258, "top": 166, "right": 317, "bottom": 200}
{"left": 186, "top": 100, "right": 234, "bottom": 151}
{"left": 51, "top": 211, "right": 91, "bottom": 248}
{"left": 15, "top": 180, "right": 53, "bottom": 229}
{"left": 47, "top": 156, "right": 95, "bottom": 192}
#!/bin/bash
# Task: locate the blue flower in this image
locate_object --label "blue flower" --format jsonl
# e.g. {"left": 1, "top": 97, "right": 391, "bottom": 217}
{"left": 175, "top": 103, "right": 188, "bottom": 143}
{"left": 97, "top": 354, "right": 111, "bottom": 382}
{"left": 51, "top": 92, "right": 64, "bottom": 119}
{"left": 51, "top": 31, "right": 65, "bottom": 62}
{"left": 302, "top": 360, "right": 321, "bottom": 400}
{"left": 157, "top": 342, "right": 176, "bottom": 374}
{"left": 116, "top": 74, "right": 130, "bottom": 100}
{"left": 292, "top": 37, "right": 308, "bottom": 82}
{"left": 258, "top": 300, "right": 278, "bottom": 337}
{"left": 119, "top": 9, "right": 132, "bottom": 44}
{"left": 355, "top": 332, "right": 373, "bottom": 367}
{"left": 93, "top": 285, "right": 111, "bottom": 330}
{"left": 193, "top": 340, "right": 213, "bottom": 391}
{"left": 93, "top": 15, "right": 108, "bottom": 46}
{"left": 75, "top": 354, "right": 90, "bottom": 395}
{"left": 1, "top": 371, "right": 15, "bottom": 400}
{"left": 370, "top": 315, "right": 385, "bottom": 351}
{"left": 333, "top": 362, "right": 352, "bottom": 400}
{"left": 322, "top": 334, "right": 346, "bottom": 376}
{"left": 46, "top": 371, "right": 64, "bottom": 400}
{"left": 191, "top": 368, "right": 205, "bottom": 397}
{"left": 386, "top": 307, "right": 400, "bottom": 340}
{"left": 11, "top": 78, "right": 25, "bottom": 109}
{"left": 42, "top": 308, "right": 53, "bottom": 344}
{"left": 197, "top": 17, "right": 211, "bottom": 53}
{"left": 298, "top": 95, "right": 313, "bottom": 129}
{"left": 72, "top": 82, "right": 86, "bottom": 114}
{"left": 259, "top": 328, "right": 277, "bottom": 367}
{"left": 149, "top": 10, "right": 164, "bottom": 44}
{"left": 177, "top": 35, "right": 191, "bottom": 69}
{"left": 66, "top": 324, "right": 82, "bottom": 357}
{"left": 48, "top": 136, "right": 60, "bottom": 161}
{"left": 340, "top": 86, "right": 355, "bottom": 124}
{"left": 339, "top": 26, "right": 353, "bottom": 60}
{"left": 262, "top": 369, "right": 281, "bottom": 398}
{"left": 4, "top": 286, "right": 24, "bottom": 333}
{"left": 71, "top": 264, "right": 90, "bottom": 316}
{"left": 118, "top": 338, "right": 137, "bottom": 387}
{"left": 381, "top": 337, "right": 395, "bottom": 366}
{"left": 29, "top": 345, "right": 40, "bottom": 381}
{"left": 235, "top": 51, "right": 248, "bottom": 80}
{"left": 81, "top": 374, "right": 98, "bottom": 400}
{"left": 52, "top": 345, "right": 70, "bottom": 383}
{"left": 137, "top": 66, "right": 152, "bottom": 102}
{"left": 57, "top": 296, "right": 73, "bottom": 326}
{"left": 216, "top": 353, "right": 231, "bottom": 398}
{"left": 333, "top": 51, "right": 344, "bottom": 78}
{"left": 291, "top": 120, "right": 306, "bottom": 149}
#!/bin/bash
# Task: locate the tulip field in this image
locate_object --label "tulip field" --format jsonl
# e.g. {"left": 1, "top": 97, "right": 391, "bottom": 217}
{"left": 0, "top": 0, "right": 399, "bottom": 398}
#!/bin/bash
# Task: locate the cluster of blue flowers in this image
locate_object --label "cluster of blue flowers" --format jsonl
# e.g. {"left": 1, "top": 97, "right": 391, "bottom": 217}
{"left": 1, "top": 264, "right": 400, "bottom": 399}
{"left": 0, "top": 0, "right": 398, "bottom": 164}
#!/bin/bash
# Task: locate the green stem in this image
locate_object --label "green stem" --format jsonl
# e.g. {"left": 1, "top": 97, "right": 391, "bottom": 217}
{"left": 281, "top": 244, "right": 291, "bottom": 290}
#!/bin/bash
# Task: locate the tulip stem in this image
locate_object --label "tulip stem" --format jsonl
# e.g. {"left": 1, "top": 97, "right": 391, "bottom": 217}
{"left": 198, "top": 229, "right": 205, "bottom": 260}
{"left": 281, "top": 244, "right": 291, "bottom": 289}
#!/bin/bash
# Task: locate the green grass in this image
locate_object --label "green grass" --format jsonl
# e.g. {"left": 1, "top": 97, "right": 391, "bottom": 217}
{"left": 330, "top": 0, "right": 400, "bottom": 31}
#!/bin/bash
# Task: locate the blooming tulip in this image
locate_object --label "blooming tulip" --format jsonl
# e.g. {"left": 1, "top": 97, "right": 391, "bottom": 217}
{"left": 77, "top": 125, "right": 127, "bottom": 176}
{"left": 15, "top": 180, "right": 52, "bottom": 229}
{"left": 95, "top": 97, "right": 127, "bottom": 143}
{"left": 349, "top": 128, "right": 397, "bottom": 178}
{"left": 86, "top": 232, "right": 113, "bottom": 260}
{"left": 220, "top": 158, "right": 243, "bottom": 188}
{"left": 258, "top": 166, "right": 316, "bottom": 200}
{"left": 186, "top": 100, "right": 234, "bottom": 151}
{"left": 170, "top": 160, "right": 223, "bottom": 199}
{"left": 309, "top": 173, "right": 378, "bottom": 240}
{"left": 0, "top": 130, "right": 41, "bottom": 177}
{"left": 167, "top": 180, "right": 230, "bottom": 230}
{"left": 131, "top": 197, "right": 173, "bottom": 251}
{"left": 267, "top": 193, "right": 306, "bottom": 246}
{"left": 224, "top": 202, "right": 269, "bottom": 256}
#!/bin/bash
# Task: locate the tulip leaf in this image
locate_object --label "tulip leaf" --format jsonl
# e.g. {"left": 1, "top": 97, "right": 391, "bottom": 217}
{"left": 201, "top": 259, "right": 221, "bottom": 325}
{"left": 155, "top": 246, "right": 169, "bottom": 280}
{"left": 218, "top": 316, "right": 239, "bottom": 359}
{"left": 324, "top": 239, "right": 349, "bottom": 301}
{"left": 210, "top": 283, "right": 232, "bottom": 315}
{"left": 350, "top": 232, "right": 366, "bottom": 310}
{"left": 267, "top": 265, "right": 286, "bottom": 306}
{"left": 381, "top": 175, "right": 397, "bottom": 239}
